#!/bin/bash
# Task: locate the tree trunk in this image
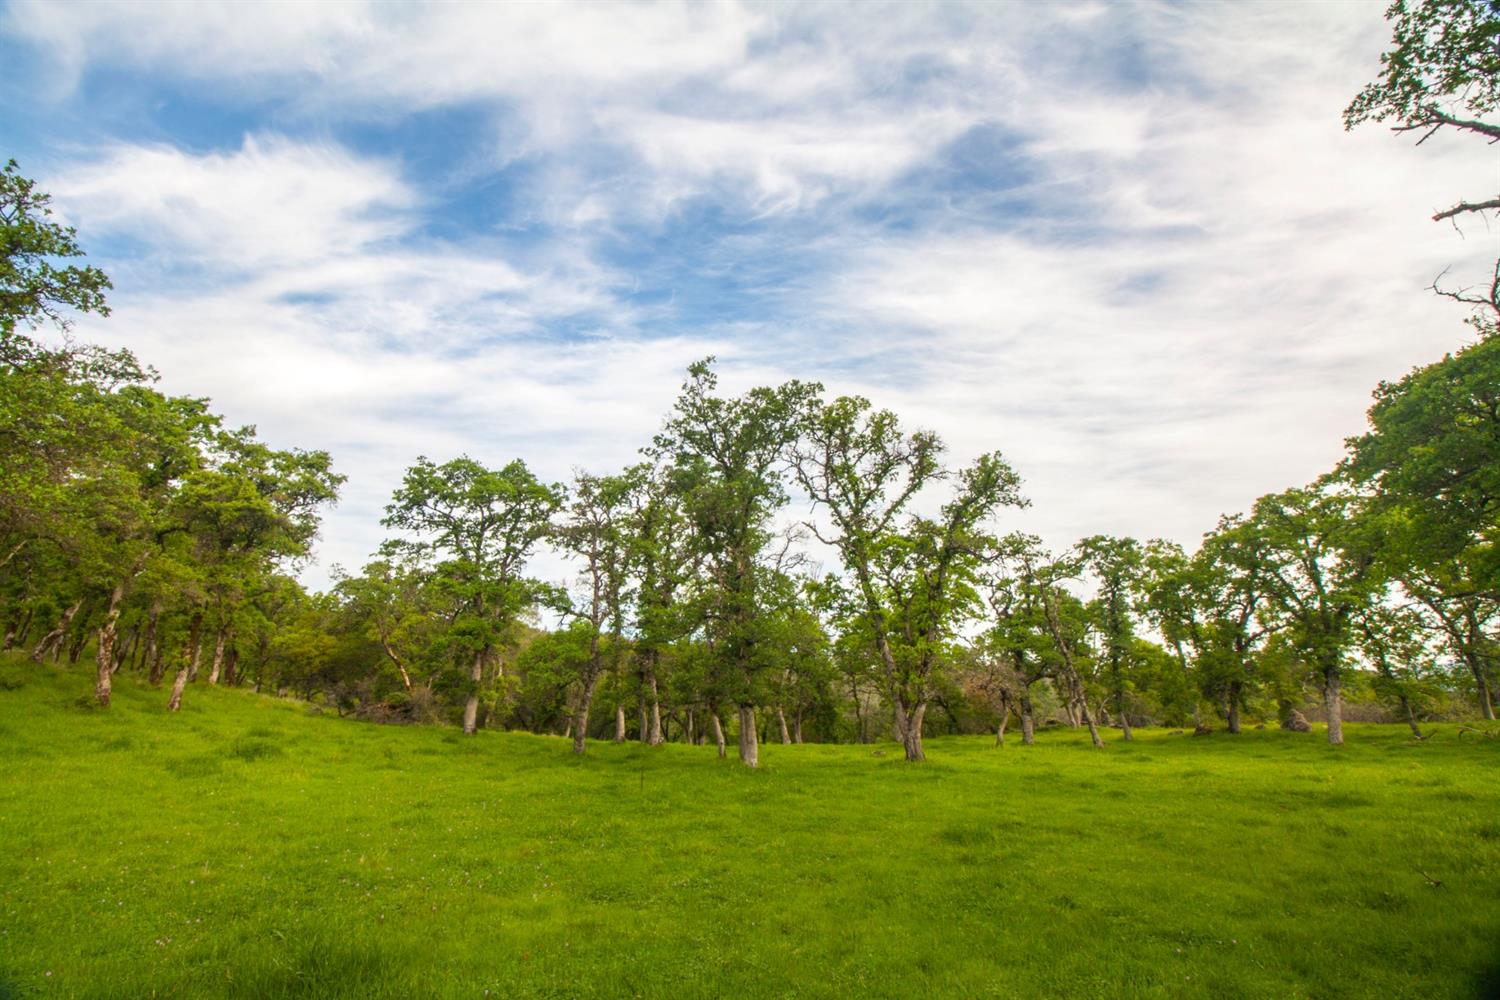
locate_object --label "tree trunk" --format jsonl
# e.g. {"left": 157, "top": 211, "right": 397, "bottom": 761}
{"left": 902, "top": 701, "right": 927, "bottom": 762}
{"left": 1226, "top": 680, "right": 1242, "bottom": 734}
{"left": 1020, "top": 693, "right": 1036, "bottom": 745}
{"left": 1077, "top": 687, "right": 1105, "bottom": 748}
{"left": 3, "top": 606, "right": 35, "bottom": 650}
{"left": 638, "top": 699, "right": 649, "bottom": 744}
{"left": 572, "top": 673, "right": 601, "bottom": 755}
{"left": 31, "top": 599, "right": 82, "bottom": 663}
{"left": 114, "top": 625, "right": 137, "bottom": 674}
{"left": 614, "top": 703, "right": 627, "bottom": 742}
{"left": 224, "top": 647, "right": 240, "bottom": 687}
{"left": 166, "top": 612, "right": 204, "bottom": 712}
{"left": 1117, "top": 690, "right": 1133, "bottom": 741}
{"left": 185, "top": 632, "right": 204, "bottom": 680}
{"left": 685, "top": 709, "right": 695, "bottom": 745}
{"left": 646, "top": 669, "right": 664, "bottom": 746}
{"left": 1466, "top": 652, "right": 1496, "bottom": 721}
{"left": 1400, "top": 694, "right": 1423, "bottom": 739}
{"left": 380, "top": 638, "right": 414, "bottom": 692}
{"left": 793, "top": 709, "right": 804, "bottom": 744}
{"left": 711, "top": 710, "right": 726, "bottom": 759}
{"left": 1323, "top": 669, "right": 1344, "bottom": 746}
{"left": 95, "top": 579, "right": 130, "bottom": 707}
{"left": 995, "top": 707, "right": 1009, "bottom": 746}
{"left": 737, "top": 705, "right": 759, "bottom": 767}
{"left": 462, "top": 649, "right": 483, "bottom": 734}
{"left": 776, "top": 706, "right": 791, "bottom": 745}
{"left": 67, "top": 617, "right": 89, "bottom": 664}
{"left": 207, "top": 625, "right": 228, "bottom": 685}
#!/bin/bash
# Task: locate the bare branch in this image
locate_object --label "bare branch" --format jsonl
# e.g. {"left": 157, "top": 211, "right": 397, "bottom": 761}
{"left": 1433, "top": 196, "right": 1500, "bottom": 223}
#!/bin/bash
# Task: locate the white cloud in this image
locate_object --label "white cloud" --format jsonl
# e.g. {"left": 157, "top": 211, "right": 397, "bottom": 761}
{"left": 11, "top": 0, "right": 1499, "bottom": 590}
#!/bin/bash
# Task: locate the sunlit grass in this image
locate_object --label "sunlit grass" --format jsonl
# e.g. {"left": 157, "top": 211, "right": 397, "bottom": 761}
{"left": 2, "top": 654, "right": 1497, "bottom": 999}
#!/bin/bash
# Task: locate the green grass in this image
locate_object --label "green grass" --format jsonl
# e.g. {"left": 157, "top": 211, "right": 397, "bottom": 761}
{"left": 2, "top": 657, "right": 1498, "bottom": 999}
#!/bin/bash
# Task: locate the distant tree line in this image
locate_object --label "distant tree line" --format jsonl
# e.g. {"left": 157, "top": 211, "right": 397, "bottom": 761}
{"left": 2, "top": 1, "right": 1496, "bottom": 764}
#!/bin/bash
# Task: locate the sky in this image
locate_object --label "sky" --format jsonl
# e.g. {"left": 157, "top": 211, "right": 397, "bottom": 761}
{"left": 2, "top": 0, "right": 1495, "bottom": 591}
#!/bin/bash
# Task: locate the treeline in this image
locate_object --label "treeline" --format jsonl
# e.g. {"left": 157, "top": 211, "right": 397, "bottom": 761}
{"left": 4, "top": 0, "right": 1499, "bottom": 764}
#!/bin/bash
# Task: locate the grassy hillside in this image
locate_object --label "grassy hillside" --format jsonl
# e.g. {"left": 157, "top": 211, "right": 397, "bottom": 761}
{"left": 1, "top": 655, "right": 1497, "bottom": 999}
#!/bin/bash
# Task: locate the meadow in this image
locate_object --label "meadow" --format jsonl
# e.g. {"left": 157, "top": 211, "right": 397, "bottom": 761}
{"left": 1, "top": 655, "right": 1497, "bottom": 999}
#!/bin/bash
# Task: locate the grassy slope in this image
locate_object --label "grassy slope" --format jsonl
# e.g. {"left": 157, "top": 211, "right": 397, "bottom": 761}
{"left": 1, "top": 656, "right": 1497, "bottom": 999}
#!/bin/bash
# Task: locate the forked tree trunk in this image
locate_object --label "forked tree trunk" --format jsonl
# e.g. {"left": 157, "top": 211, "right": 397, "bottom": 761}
{"left": 902, "top": 701, "right": 927, "bottom": 762}
{"left": 31, "top": 599, "right": 82, "bottom": 663}
{"left": 95, "top": 579, "right": 130, "bottom": 707}
{"left": 167, "top": 612, "right": 204, "bottom": 712}
{"left": 207, "top": 625, "right": 228, "bottom": 685}
{"left": 776, "top": 706, "right": 791, "bottom": 745}
{"left": 737, "top": 705, "right": 759, "bottom": 767}
{"left": 1323, "top": 669, "right": 1344, "bottom": 746}
{"left": 462, "top": 649, "right": 484, "bottom": 734}
{"left": 711, "top": 710, "right": 726, "bottom": 759}
{"left": 114, "top": 625, "right": 138, "bottom": 674}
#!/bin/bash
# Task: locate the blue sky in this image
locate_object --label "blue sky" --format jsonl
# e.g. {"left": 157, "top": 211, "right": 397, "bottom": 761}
{"left": 2, "top": 0, "right": 1494, "bottom": 588}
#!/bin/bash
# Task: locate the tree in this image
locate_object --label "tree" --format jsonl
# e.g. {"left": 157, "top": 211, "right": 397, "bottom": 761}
{"left": 382, "top": 457, "right": 562, "bottom": 734}
{"left": 1078, "top": 535, "right": 1144, "bottom": 739}
{"left": 0, "top": 159, "right": 112, "bottom": 350}
{"left": 1346, "top": 0, "right": 1500, "bottom": 314}
{"left": 654, "top": 360, "right": 819, "bottom": 767}
{"left": 1343, "top": 336, "right": 1500, "bottom": 716}
{"left": 1252, "top": 487, "right": 1383, "bottom": 745}
{"left": 555, "top": 470, "right": 631, "bottom": 754}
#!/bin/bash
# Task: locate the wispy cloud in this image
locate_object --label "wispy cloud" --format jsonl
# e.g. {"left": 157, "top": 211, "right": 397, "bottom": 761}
{"left": 4, "top": 0, "right": 1495, "bottom": 585}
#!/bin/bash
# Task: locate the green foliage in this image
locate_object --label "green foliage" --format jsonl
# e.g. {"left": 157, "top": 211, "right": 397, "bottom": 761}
{"left": 0, "top": 159, "right": 111, "bottom": 348}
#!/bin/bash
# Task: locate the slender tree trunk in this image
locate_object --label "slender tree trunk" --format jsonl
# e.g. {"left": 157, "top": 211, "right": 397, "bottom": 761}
{"left": 646, "top": 667, "right": 664, "bottom": 745}
{"left": 1117, "top": 690, "right": 1133, "bottom": 740}
{"left": 638, "top": 699, "right": 649, "bottom": 744}
{"left": 1466, "top": 652, "right": 1496, "bottom": 721}
{"left": 903, "top": 701, "right": 927, "bottom": 762}
{"left": 1323, "top": 669, "right": 1344, "bottom": 746}
{"left": 1075, "top": 682, "right": 1104, "bottom": 748}
{"left": 1400, "top": 694, "right": 1423, "bottom": 739}
{"left": 207, "top": 625, "right": 228, "bottom": 685}
{"left": 167, "top": 612, "right": 204, "bottom": 712}
{"left": 224, "top": 647, "right": 240, "bottom": 687}
{"left": 793, "top": 708, "right": 804, "bottom": 744}
{"left": 737, "top": 704, "right": 760, "bottom": 767}
{"left": 95, "top": 579, "right": 130, "bottom": 707}
{"left": 462, "top": 649, "right": 483, "bottom": 735}
{"left": 114, "top": 625, "right": 137, "bottom": 674}
{"left": 3, "top": 606, "right": 35, "bottom": 650}
{"left": 776, "top": 706, "right": 791, "bottom": 745}
{"left": 995, "top": 706, "right": 1010, "bottom": 746}
{"left": 1226, "top": 680, "right": 1242, "bottom": 734}
{"left": 614, "top": 703, "right": 627, "bottom": 742}
{"left": 140, "top": 604, "right": 160, "bottom": 679}
{"left": 31, "top": 599, "right": 81, "bottom": 663}
{"left": 185, "top": 633, "right": 203, "bottom": 682}
{"left": 1020, "top": 692, "right": 1036, "bottom": 746}
{"left": 711, "top": 709, "right": 726, "bottom": 759}
{"left": 380, "top": 638, "right": 414, "bottom": 692}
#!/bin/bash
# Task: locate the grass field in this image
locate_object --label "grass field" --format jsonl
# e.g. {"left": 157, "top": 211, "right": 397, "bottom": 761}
{"left": 1, "top": 655, "right": 1497, "bottom": 999}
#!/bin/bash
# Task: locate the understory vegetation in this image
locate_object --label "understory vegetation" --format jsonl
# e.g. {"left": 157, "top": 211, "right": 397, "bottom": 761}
{"left": 1, "top": 659, "right": 1498, "bottom": 999}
